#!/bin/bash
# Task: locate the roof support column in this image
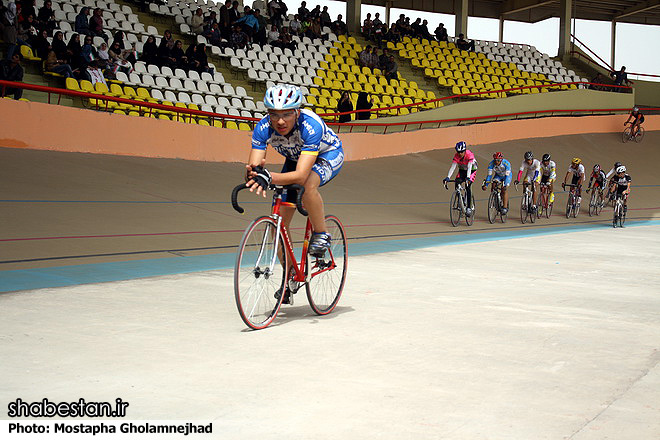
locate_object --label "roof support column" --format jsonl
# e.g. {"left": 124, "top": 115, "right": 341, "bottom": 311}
{"left": 498, "top": 15, "right": 504, "bottom": 43}
{"left": 455, "top": 0, "right": 468, "bottom": 37}
{"left": 346, "top": 0, "right": 361, "bottom": 36}
{"left": 558, "top": 0, "right": 572, "bottom": 60}
{"left": 611, "top": 20, "right": 617, "bottom": 69}
{"left": 385, "top": 0, "right": 392, "bottom": 26}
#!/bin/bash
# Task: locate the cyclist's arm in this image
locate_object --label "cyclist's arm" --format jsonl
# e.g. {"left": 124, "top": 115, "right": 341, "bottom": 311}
{"left": 484, "top": 163, "right": 494, "bottom": 184}
{"left": 563, "top": 171, "right": 570, "bottom": 184}
{"left": 588, "top": 174, "right": 594, "bottom": 187}
{"left": 447, "top": 162, "right": 457, "bottom": 179}
{"left": 504, "top": 162, "right": 512, "bottom": 186}
{"left": 606, "top": 167, "right": 615, "bottom": 179}
{"left": 270, "top": 153, "right": 316, "bottom": 186}
{"left": 625, "top": 114, "right": 633, "bottom": 123}
{"left": 516, "top": 163, "right": 524, "bottom": 182}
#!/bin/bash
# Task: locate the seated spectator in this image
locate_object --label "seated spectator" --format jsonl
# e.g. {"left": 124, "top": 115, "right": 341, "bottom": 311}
{"left": 89, "top": 8, "right": 106, "bottom": 41}
{"left": 171, "top": 40, "right": 187, "bottom": 69}
{"left": 45, "top": 47, "right": 74, "bottom": 77}
{"left": 320, "top": 6, "right": 331, "bottom": 28}
{"left": 434, "top": 23, "right": 448, "bottom": 42}
{"left": 51, "top": 30, "right": 69, "bottom": 63}
{"left": 419, "top": 19, "right": 432, "bottom": 41}
{"left": 203, "top": 11, "right": 218, "bottom": 33}
{"left": 0, "top": 52, "right": 24, "bottom": 100}
{"left": 80, "top": 34, "right": 97, "bottom": 65}
{"left": 385, "top": 23, "right": 400, "bottom": 44}
{"left": 300, "top": 16, "right": 311, "bottom": 35}
{"left": 112, "top": 30, "right": 126, "bottom": 50}
{"left": 305, "top": 17, "right": 323, "bottom": 40}
{"left": 297, "top": 1, "right": 309, "bottom": 21}
{"left": 33, "top": 28, "right": 51, "bottom": 59}
{"left": 267, "top": 24, "right": 279, "bottom": 44}
{"left": 204, "top": 22, "right": 222, "bottom": 46}
{"left": 108, "top": 40, "right": 133, "bottom": 75}
{"left": 456, "top": 33, "right": 475, "bottom": 51}
{"left": 230, "top": 24, "right": 248, "bottom": 50}
{"left": 140, "top": 35, "right": 158, "bottom": 65}
{"left": 378, "top": 48, "right": 389, "bottom": 70}
{"left": 384, "top": 54, "right": 397, "bottom": 83}
{"left": 355, "top": 91, "right": 372, "bottom": 120}
{"left": 289, "top": 14, "right": 301, "bottom": 35}
{"left": 275, "top": 26, "right": 295, "bottom": 51}
{"left": 75, "top": 7, "right": 91, "bottom": 36}
{"left": 190, "top": 8, "right": 204, "bottom": 35}
{"left": 358, "top": 45, "right": 371, "bottom": 67}
{"left": 372, "top": 22, "right": 385, "bottom": 47}
{"left": 332, "top": 14, "right": 347, "bottom": 36}
{"left": 20, "top": 0, "right": 37, "bottom": 25}
{"left": 368, "top": 46, "right": 379, "bottom": 70}
{"left": 185, "top": 42, "right": 200, "bottom": 71}
{"left": 253, "top": 9, "right": 267, "bottom": 46}
{"left": 96, "top": 41, "right": 110, "bottom": 69}
{"left": 66, "top": 33, "right": 83, "bottom": 69}
{"left": 193, "top": 43, "right": 212, "bottom": 74}
{"left": 589, "top": 72, "right": 607, "bottom": 91}
{"left": 36, "top": 0, "right": 55, "bottom": 35}
{"left": 158, "top": 30, "right": 177, "bottom": 68}
{"left": 17, "top": 13, "right": 38, "bottom": 48}
{"left": 85, "top": 60, "right": 106, "bottom": 85}
{"left": 337, "top": 91, "right": 353, "bottom": 123}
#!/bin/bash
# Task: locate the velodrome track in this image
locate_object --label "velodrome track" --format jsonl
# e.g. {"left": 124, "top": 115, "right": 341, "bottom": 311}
{"left": 1, "top": 131, "right": 659, "bottom": 439}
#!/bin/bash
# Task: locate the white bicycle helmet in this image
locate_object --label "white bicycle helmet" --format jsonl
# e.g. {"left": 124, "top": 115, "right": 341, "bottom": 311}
{"left": 616, "top": 165, "right": 626, "bottom": 174}
{"left": 264, "top": 84, "right": 303, "bottom": 110}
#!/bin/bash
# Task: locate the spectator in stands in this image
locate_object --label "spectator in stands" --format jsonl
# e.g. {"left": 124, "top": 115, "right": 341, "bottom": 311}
{"left": 268, "top": 0, "right": 282, "bottom": 28}
{"left": 362, "top": 13, "right": 372, "bottom": 39}
{"left": 368, "top": 46, "right": 379, "bottom": 70}
{"left": 96, "top": 41, "right": 110, "bottom": 69}
{"left": 410, "top": 18, "right": 422, "bottom": 37}
{"left": 267, "top": 24, "right": 279, "bottom": 44}
{"left": 300, "top": 15, "right": 311, "bottom": 35}
{"left": 385, "top": 23, "right": 400, "bottom": 44}
{"left": 112, "top": 31, "right": 126, "bottom": 50}
{"left": 74, "top": 7, "right": 91, "bottom": 36}
{"left": 33, "top": 28, "right": 50, "bottom": 59}
{"left": 36, "top": 0, "right": 54, "bottom": 35}
{"left": 45, "top": 47, "right": 74, "bottom": 77}
{"left": 85, "top": 59, "right": 105, "bottom": 85}
{"left": 184, "top": 42, "right": 199, "bottom": 70}
{"left": 378, "top": 47, "right": 389, "bottom": 70}
{"left": 276, "top": 0, "right": 288, "bottom": 22}
{"left": 51, "top": 30, "right": 69, "bottom": 63}
{"left": 230, "top": 24, "right": 248, "bottom": 49}
{"left": 253, "top": 9, "right": 267, "bottom": 46}
{"left": 309, "top": 4, "right": 320, "bottom": 20}
{"left": 228, "top": 1, "right": 240, "bottom": 26}
{"left": 80, "top": 34, "right": 97, "bottom": 65}
{"left": 108, "top": 40, "right": 132, "bottom": 75}
{"left": 306, "top": 16, "right": 322, "bottom": 40}
{"left": 289, "top": 14, "right": 301, "bottom": 35}
{"left": 611, "top": 66, "right": 632, "bottom": 91}
{"left": 66, "top": 33, "right": 83, "bottom": 69}
{"left": 337, "top": 91, "right": 353, "bottom": 123}
{"left": 203, "top": 11, "right": 218, "bottom": 33}
{"left": 193, "top": 43, "right": 212, "bottom": 74}
{"left": 358, "top": 44, "right": 371, "bottom": 67}
{"left": 204, "top": 22, "right": 222, "bottom": 46}
{"left": 0, "top": 52, "right": 24, "bottom": 99}
{"left": 234, "top": 8, "right": 258, "bottom": 41}
{"left": 279, "top": 26, "right": 295, "bottom": 51}
{"left": 191, "top": 8, "right": 204, "bottom": 34}
{"left": 356, "top": 91, "right": 372, "bottom": 120}
{"left": 332, "top": 14, "right": 347, "bottom": 36}
{"left": 158, "top": 30, "right": 176, "bottom": 68}
{"left": 395, "top": 14, "right": 406, "bottom": 34}
{"left": 170, "top": 40, "right": 187, "bottom": 69}
{"left": 434, "top": 23, "right": 448, "bottom": 42}
{"left": 418, "top": 19, "right": 432, "bottom": 41}
{"left": 17, "top": 13, "right": 38, "bottom": 48}
{"left": 373, "top": 12, "right": 382, "bottom": 29}
{"left": 297, "top": 1, "right": 309, "bottom": 20}
{"left": 320, "top": 6, "right": 331, "bottom": 28}
{"left": 20, "top": 0, "right": 37, "bottom": 24}
{"left": 384, "top": 54, "right": 397, "bottom": 83}
{"left": 2, "top": 1, "right": 19, "bottom": 59}
{"left": 589, "top": 72, "right": 607, "bottom": 91}
{"left": 456, "top": 33, "right": 475, "bottom": 51}
{"left": 90, "top": 8, "right": 106, "bottom": 42}
{"left": 140, "top": 35, "right": 158, "bottom": 65}
{"left": 219, "top": 0, "right": 231, "bottom": 39}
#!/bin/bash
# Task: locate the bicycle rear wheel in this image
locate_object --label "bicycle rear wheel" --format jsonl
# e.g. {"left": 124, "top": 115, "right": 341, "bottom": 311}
{"left": 465, "top": 193, "right": 475, "bottom": 226}
{"left": 449, "top": 190, "right": 461, "bottom": 227}
{"left": 622, "top": 127, "right": 631, "bottom": 143}
{"left": 487, "top": 192, "right": 497, "bottom": 224}
{"left": 635, "top": 126, "right": 645, "bottom": 143}
{"left": 234, "top": 216, "right": 288, "bottom": 330}
{"left": 306, "top": 215, "right": 347, "bottom": 315}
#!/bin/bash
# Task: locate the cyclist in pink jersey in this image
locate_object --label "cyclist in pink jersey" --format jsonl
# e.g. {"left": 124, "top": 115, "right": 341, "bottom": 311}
{"left": 443, "top": 141, "right": 478, "bottom": 217}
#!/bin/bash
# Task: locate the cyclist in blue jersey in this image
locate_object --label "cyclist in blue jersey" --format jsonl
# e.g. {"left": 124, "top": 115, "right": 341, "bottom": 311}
{"left": 481, "top": 152, "right": 511, "bottom": 214}
{"left": 244, "top": 84, "right": 344, "bottom": 263}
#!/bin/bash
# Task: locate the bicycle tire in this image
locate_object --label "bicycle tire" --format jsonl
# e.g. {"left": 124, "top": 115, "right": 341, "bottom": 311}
{"left": 520, "top": 192, "right": 528, "bottom": 224}
{"left": 622, "top": 127, "right": 631, "bottom": 143}
{"left": 546, "top": 200, "right": 553, "bottom": 218}
{"left": 574, "top": 194, "right": 580, "bottom": 218}
{"left": 465, "top": 193, "right": 475, "bottom": 226}
{"left": 613, "top": 199, "right": 622, "bottom": 228}
{"left": 619, "top": 205, "right": 626, "bottom": 227}
{"left": 635, "top": 126, "right": 644, "bottom": 143}
{"left": 500, "top": 199, "right": 508, "bottom": 223}
{"left": 234, "top": 216, "right": 288, "bottom": 330}
{"left": 487, "top": 192, "right": 497, "bottom": 224}
{"left": 565, "top": 193, "right": 572, "bottom": 219}
{"left": 449, "top": 190, "right": 461, "bottom": 227}
{"left": 306, "top": 215, "right": 347, "bottom": 315}
{"left": 588, "top": 190, "right": 598, "bottom": 217}
{"left": 596, "top": 191, "right": 604, "bottom": 216}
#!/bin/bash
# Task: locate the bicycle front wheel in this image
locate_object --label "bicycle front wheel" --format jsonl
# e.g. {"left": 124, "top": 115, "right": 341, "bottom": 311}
{"left": 449, "top": 190, "right": 461, "bottom": 227}
{"left": 589, "top": 191, "right": 598, "bottom": 217}
{"left": 306, "top": 215, "right": 347, "bottom": 315}
{"left": 520, "top": 193, "right": 528, "bottom": 224}
{"left": 465, "top": 193, "right": 475, "bottom": 226}
{"left": 234, "top": 216, "right": 288, "bottom": 330}
{"left": 622, "top": 128, "right": 631, "bottom": 143}
{"left": 596, "top": 192, "right": 604, "bottom": 215}
{"left": 487, "top": 192, "right": 497, "bottom": 224}
{"left": 635, "top": 126, "right": 645, "bottom": 143}
{"left": 565, "top": 194, "right": 573, "bottom": 218}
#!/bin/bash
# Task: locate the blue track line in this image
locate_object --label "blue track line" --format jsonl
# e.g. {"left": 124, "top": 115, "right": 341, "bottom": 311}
{"left": 1, "top": 220, "right": 658, "bottom": 294}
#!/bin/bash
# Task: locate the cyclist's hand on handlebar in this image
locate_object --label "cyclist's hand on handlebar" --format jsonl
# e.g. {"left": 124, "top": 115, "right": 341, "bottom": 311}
{"left": 443, "top": 177, "right": 450, "bottom": 183}
{"left": 481, "top": 184, "right": 487, "bottom": 191}
{"left": 514, "top": 180, "right": 519, "bottom": 185}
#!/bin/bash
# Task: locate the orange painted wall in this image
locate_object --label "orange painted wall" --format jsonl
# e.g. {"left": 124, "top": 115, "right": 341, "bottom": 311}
{"left": 1, "top": 99, "right": 657, "bottom": 162}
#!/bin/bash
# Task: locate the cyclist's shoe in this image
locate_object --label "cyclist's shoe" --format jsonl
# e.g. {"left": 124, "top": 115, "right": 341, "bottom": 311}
{"left": 309, "top": 232, "right": 331, "bottom": 258}
{"left": 274, "top": 286, "right": 291, "bottom": 305}
{"left": 623, "top": 205, "right": 628, "bottom": 214}
{"left": 465, "top": 207, "right": 473, "bottom": 217}
{"left": 501, "top": 207, "right": 508, "bottom": 215}
{"left": 530, "top": 205, "right": 537, "bottom": 213}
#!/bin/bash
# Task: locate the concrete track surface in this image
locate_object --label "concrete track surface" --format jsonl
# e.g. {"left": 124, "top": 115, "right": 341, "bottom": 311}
{"left": 1, "top": 131, "right": 659, "bottom": 439}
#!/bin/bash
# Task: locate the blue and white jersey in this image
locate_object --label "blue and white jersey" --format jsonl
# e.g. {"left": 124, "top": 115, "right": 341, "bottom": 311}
{"left": 251, "top": 109, "right": 343, "bottom": 161}
{"left": 484, "top": 159, "right": 512, "bottom": 185}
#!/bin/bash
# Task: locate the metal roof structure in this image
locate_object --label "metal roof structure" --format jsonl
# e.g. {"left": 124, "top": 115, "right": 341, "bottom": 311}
{"left": 364, "top": 0, "right": 660, "bottom": 26}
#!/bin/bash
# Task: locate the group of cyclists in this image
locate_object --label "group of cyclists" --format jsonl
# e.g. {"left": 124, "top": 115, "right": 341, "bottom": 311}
{"left": 242, "top": 83, "right": 636, "bottom": 278}
{"left": 442, "top": 141, "right": 632, "bottom": 220}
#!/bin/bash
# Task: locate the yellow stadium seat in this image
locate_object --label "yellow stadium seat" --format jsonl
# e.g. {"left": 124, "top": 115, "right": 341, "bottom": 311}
{"left": 108, "top": 83, "right": 123, "bottom": 96}
{"left": 225, "top": 120, "right": 238, "bottom": 129}
{"left": 113, "top": 109, "right": 126, "bottom": 115}
{"left": 65, "top": 78, "right": 80, "bottom": 91}
{"left": 238, "top": 122, "right": 251, "bottom": 131}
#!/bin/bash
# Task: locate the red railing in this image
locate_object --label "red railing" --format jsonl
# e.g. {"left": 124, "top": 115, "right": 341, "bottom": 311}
{"left": 0, "top": 79, "right": 641, "bottom": 134}
{"left": 571, "top": 34, "right": 660, "bottom": 80}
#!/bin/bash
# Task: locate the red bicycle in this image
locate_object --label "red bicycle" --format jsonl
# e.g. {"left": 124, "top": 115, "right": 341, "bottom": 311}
{"left": 231, "top": 183, "right": 347, "bottom": 330}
